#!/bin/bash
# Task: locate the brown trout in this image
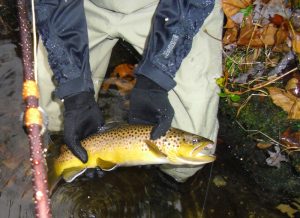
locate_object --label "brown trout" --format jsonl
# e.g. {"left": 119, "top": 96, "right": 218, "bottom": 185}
{"left": 47, "top": 124, "right": 215, "bottom": 191}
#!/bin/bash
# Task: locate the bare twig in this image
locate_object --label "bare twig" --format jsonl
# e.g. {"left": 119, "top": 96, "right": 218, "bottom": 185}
{"left": 17, "top": 0, "right": 52, "bottom": 217}
{"left": 235, "top": 120, "right": 284, "bottom": 146}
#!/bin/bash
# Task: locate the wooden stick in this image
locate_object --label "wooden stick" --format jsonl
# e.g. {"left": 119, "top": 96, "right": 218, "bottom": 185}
{"left": 17, "top": 1, "right": 52, "bottom": 217}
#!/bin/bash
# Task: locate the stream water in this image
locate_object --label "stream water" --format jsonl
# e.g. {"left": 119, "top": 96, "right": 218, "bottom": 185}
{"left": 1, "top": 37, "right": 296, "bottom": 217}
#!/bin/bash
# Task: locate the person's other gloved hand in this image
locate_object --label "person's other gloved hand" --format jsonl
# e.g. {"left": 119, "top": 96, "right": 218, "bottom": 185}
{"left": 63, "top": 92, "right": 104, "bottom": 163}
{"left": 128, "top": 75, "right": 174, "bottom": 140}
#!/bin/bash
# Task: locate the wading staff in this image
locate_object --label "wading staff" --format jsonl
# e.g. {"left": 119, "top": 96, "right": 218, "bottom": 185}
{"left": 17, "top": 0, "right": 52, "bottom": 217}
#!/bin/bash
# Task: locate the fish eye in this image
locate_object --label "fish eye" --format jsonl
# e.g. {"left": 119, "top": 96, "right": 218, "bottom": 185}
{"left": 184, "top": 134, "right": 200, "bottom": 145}
{"left": 192, "top": 138, "right": 199, "bottom": 145}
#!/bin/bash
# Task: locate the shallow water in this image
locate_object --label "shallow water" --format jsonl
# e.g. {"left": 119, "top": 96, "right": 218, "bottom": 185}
{"left": 0, "top": 39, "right": 35, "bottom": 217}
{"left": 0, "top": 36, "right": 298, "bottom": 218}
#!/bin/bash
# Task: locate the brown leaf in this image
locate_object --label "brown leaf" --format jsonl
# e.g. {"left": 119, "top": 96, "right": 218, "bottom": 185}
{"left": 236, "top": 16, "right": 261, "bottom": 46}
{"left": 261, "top": 23, "right": 278, "bottom": 45}
{"left": 222, "top": 2, "right": 241, "bottom": 18}
{"left": 222, "top": 0, "right": 252, "bottom": 17}
{"left": 275, "top": 25, "right": 288, "bottom": 45}
{"left": 269, "top": 14, "right": 284, "bottom": 26}
{"left": 237, "top": 23, "right": 278, "bottom": 47}
{"left": 280, "top": 127, "right": 300, "bottom": 149}
{"left": 286, "top": 78, "right": 300, "bottom": 98}
{"left": 267, "top": 87, "right": 300, "bottom": 119}
{"left": 237, "top": 26, "right": 261, "bottom": 46}
{"left": 224, "top": 18, "right": 237, "bottom": 29}
{"left": 101, "top": 77, "right": 136, "bottom": 95}
{"left": 257, "top": 142, "right": 272, "bottom": 149}
{"left": 223, "top": 25, "right": 239, "bottom": 44}
{"left": 111, "top": 63, "right": 135, "bottom": 78}
{"left": 291, "top": 32, "right": 300, "bottom": 53}
{"left": 222, "top": 0, "right": 253, "bottom": 29}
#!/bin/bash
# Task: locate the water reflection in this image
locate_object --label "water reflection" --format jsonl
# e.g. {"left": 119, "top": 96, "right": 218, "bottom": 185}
{"left": 51, "top": 167, "right": 185, "bottom": 217}
{"left": 0, "top": 39, "right": 35, "bottom": 217}
{"left": 50, "top": 159, "right": 285, "bottom": 218}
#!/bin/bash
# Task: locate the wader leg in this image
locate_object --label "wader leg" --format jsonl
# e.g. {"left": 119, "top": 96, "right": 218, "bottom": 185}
{"left": 159, "top": 0, "right": 223, "bottom": 182}
{"left": 36, "top": 1, "right": 120, "bottom": 131}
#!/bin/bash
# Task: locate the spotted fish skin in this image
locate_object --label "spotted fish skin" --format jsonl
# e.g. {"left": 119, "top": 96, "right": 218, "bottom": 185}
{"left": 47, "top": 124, "right": 215, "bottom": 190}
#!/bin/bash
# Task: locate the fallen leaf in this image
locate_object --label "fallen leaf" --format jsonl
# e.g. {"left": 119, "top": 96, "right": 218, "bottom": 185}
{"left": 101, "top": 77, "right": 136, "bottom": 95}
{"left": 224, "top": 18, "right": 237, "bottom": 29}
{"left": 280, "top": 127, "right": 300, "bottom": 150}
{"left": 222, "top": 0, "right": 252, "bottom": 17}
{"left": 285, "top": 77, "right": 300, "bottom": 98}
{"left": 266, "top": 145, "right": 288, "bottom": 168}
{"left": 236, "top": 16, "right": 256, "bottom": 46}
{"left": 238, "top": 23, "right": 279, "bottom": 46}
{"left": 256, "top": 142, "right": 272, "bottom": 149}
{"left": 222, "top": 0, "right": 252, "bottom": 28}
{"left": 223, "top": 25, "right": 239, "bottom": 44}
{"left": 275, "top": 24, "right": 288, "bottom": 45}
{"left": 269, "top": 14, "right": 284, "bottom": 26}
{"left": 276, "top": 203, "right": 298, "bottom": 218}
{"left": 272, "top": 43, "right": 292, "bottom": 53}
{"left": 101, "top": 63, "right": 136, "bottom": 95}
{"left": 111, "top": 63, "right": 135, "bottom": 78}
{"left": 291, "top": 32, "right": 300, "bottom": 53}
{"left": 261, "top": 23, "right": 278, "bottom": 45}
{"left": 267, "top": 86, "right": 300, "bottom": 119}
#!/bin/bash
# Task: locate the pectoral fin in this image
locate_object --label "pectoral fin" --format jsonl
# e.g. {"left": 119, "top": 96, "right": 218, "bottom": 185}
{"left": 144, "top": 140, "right": 167, "bottom": 158}
{"left": 97, "top": 158, "right": 118, "bottom": 171}
{"left": 62, "top": 167, "right": 87, "bottom": 183}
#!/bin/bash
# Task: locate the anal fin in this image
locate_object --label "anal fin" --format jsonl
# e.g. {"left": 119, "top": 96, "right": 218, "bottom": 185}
{"left": 62, "top": 167, "right": 87, "bottom": 183}
{"left": 97, "top": 158, "right": 118, "bottom": 171}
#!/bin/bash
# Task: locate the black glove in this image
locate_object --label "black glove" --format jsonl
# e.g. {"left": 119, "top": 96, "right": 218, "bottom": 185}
{"left": 128, "top": 75, "right": 174, "bottom": 140}
{"left": 63, "top": 92, "right": 104, "bottom": 163}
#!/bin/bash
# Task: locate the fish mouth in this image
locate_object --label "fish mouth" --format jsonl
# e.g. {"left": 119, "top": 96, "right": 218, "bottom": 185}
{"left": 179, "top": 141, "right": 215, "bottom": 165}
{"left": 191, "top": 141, "right": 215, "bottom": 156}
{"left": 176, "top": 154, "right": 216, "bottom": 165}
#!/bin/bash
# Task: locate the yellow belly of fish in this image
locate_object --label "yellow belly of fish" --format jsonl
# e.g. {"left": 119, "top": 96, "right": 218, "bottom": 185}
{"left": 54, "top": 142, "right": 168, "bottom": 175}
{"left": 88, "top": 142, "right": 169, "bottom": 169}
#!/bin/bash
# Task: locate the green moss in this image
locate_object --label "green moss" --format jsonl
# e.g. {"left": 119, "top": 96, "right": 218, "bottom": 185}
{"left": 237, "top": 96, "right": 288, "bottom": 140}
{"left": 290, "top": 152, "right": 300, "bottom": 174}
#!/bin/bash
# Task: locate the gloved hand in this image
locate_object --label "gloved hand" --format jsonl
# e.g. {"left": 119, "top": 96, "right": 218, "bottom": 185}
{"left": 128, "top": 75, "right": 174, "bottom": 139}
{"left": 63, "top": 92, "right": 104, "bottom": 163}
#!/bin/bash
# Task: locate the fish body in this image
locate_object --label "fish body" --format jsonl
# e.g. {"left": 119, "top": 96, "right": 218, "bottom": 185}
{"left": 47, "top": 124, "right": 215, "bottom": 190}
